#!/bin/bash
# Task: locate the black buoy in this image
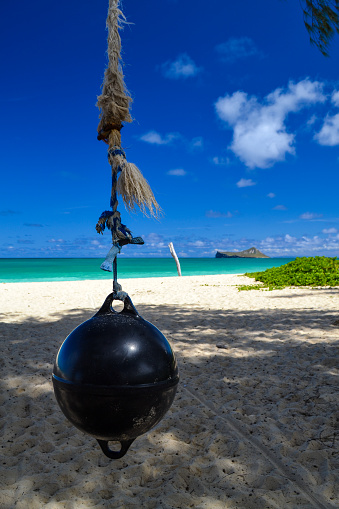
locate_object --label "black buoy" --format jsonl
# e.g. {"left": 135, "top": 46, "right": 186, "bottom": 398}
{"left": 52, "top": 292, "right": 179, "bottom": 459}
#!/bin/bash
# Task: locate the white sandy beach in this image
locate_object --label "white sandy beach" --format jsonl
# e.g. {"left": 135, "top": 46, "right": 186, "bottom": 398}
{"left": 1, "top": 274, "right": 338, "bottom": 508}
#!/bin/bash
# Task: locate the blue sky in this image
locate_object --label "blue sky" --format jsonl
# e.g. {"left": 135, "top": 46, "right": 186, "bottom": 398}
{"left": 1, "top": 0, "right": 339, "bottom": 258}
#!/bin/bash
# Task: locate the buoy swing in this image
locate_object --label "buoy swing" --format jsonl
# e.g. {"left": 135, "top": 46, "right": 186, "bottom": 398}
{"left": 52, "top": 0, "right": 179, "bottom": 460}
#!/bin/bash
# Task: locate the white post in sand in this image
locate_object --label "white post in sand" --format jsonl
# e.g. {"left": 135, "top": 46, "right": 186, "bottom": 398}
{"left": 168, "top": 242, "right": 182, "bottom": 276}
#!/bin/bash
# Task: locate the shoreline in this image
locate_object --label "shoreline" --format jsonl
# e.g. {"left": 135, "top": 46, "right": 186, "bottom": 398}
{"left": 1, "top": 274, "right": 338, "bottom": 508}
{"left": 1, "top": 272, "right": 246, "bottom": 284}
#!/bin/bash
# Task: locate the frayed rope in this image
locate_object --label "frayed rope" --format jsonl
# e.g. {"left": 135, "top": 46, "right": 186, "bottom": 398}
{"left": 108, "top": 140, "right": 162, "bottom": 219}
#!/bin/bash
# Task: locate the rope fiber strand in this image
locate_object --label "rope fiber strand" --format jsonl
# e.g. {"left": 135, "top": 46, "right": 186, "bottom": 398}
{"left": 96, "top": 0, "right": 161, "bottom": 219}
{"left": 96, "top": 0, "right": 131, "bottom": 131}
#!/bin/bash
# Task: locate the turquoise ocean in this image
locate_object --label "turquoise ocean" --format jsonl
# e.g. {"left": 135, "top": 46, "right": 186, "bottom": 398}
{"left": 0, "top": 257, "right": 295, "bottom": 283}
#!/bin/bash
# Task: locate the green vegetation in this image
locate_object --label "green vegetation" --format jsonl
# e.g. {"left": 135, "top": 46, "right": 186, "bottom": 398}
{"left": 238, "top": 256, "right": 339, "bottom": 291}
{"left": 301, "top": 0, "right": 339, "bottom": 57}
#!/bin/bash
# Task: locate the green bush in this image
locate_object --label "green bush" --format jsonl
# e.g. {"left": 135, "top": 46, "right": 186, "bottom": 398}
{"left": 238, "top": 256, "right": 339, "bottom": 291}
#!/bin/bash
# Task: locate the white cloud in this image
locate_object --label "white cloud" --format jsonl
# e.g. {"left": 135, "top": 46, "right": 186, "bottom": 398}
{"left": 167, "top": 169, "right": 187, "bottom": 176}
{"left": 190, "top": 240, "right": 205, "bottom": 247}
{"left": 314, "top": 89, "right": 339, "bottom": 146}
{"left": 236, "top": 178, "right": 256, "bottom": 188}
{"left": 212, "top": 156, "right": 230, "bottom": 165}
{"left": 314, "top": 113, "right": 339, "bottom": 146}
{"left": 215, "top": 79, "right": 326, "bottom": 169}
{"left": 284, "top": 234, "right": 296, "bottom": 243}
{"left": 216, "top": 90, "right": 249, "bottom": 125}
{"left": 300, "top": 212, "right": 323, "bottom": 220}
{"left": 143, "top": 233, "right": 165, "bottom": 247}
{"left": 322, "top": 228, "right": 338, "bottom": 234}
{"left": 258, "top": 231, "right": 339, "bottom": 256}
{"left": 215, "top": 37, "right": 263, "bottom": 63}
{"left": 273, "top": 205, "right": 287, "bottom": 210}
{"left": 140, "top": 131, "right": 178, "bottom": 145}
{"left": 307, "top": 114, "right": 317, "bottom": 126}
{"left": 206, "top": 210, "right": 233, "bottom": 218}
{"left": 332, "top": 90, "right": 339, "bottom": 107}
{"left": 267, "top": 192, "right": 276, "bottom": 198}
{"left": 140, "top": 132, "right": 202, "bottom": 153}
{"left": 190, "top": 137, "right": 204, "bottom": 149}
{"left": 91, "top": 240, "right": 106, "bottom": 249}
{"left": 161, "top": 54, "right": 202, "bottom": 79}
{"left": 119, "top": 228, "right": 339, "bottom": 257}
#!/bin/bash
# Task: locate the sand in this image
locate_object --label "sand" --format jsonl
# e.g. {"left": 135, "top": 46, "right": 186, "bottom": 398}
{"left": 0, "top": 274, "right": 338, "bottom": 509}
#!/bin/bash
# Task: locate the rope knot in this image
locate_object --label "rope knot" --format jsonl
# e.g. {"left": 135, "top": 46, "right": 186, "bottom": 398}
{"left": 108, "top": 147, "right": 126, "bottom": 159}
{"left": 97, "top": 123, "right": 123, "bottom": 143}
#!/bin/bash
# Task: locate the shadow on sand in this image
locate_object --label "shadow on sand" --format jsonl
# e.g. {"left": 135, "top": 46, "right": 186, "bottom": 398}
{"left": 1, "top": 302, "right": 338, "bottom": 508}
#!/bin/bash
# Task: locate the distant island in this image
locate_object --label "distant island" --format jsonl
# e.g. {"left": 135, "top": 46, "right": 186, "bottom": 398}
{"left": 215, "top": 247, "right": 269, "bottom": 259}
